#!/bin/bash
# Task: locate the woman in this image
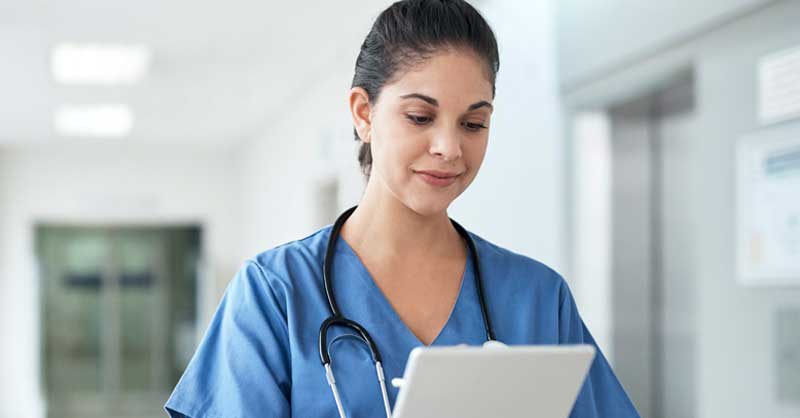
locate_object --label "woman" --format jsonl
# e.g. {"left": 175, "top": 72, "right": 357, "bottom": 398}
{"left": 165, "top": 1, "right": 640, "bottom": 417}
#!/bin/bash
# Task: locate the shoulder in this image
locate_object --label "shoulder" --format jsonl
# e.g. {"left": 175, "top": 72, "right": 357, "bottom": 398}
{"left": 236, "top": 224, "right": 334, "bottom": 290}
{"left": 465, "top": 229, "right": 568, "bottom": 296}
{"left": 250, "top": 224, "right": 333, "bottom": 266}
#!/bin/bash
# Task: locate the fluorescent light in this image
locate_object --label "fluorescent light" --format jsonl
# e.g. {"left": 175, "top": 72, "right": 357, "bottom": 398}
{"left": 54, "top": 104, "right": 134, "bottom": 138}
{"left": 51, "top": 43, "right": 151, "bottom": 85}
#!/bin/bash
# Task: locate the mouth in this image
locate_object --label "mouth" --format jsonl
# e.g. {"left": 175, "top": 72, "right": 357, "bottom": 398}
{"left": 413, "top": 169, "right": 463, "bottom": 187}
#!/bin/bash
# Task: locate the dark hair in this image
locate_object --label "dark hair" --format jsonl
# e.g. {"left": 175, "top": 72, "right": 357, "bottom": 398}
{"left": 351, "top": 0, "right": 500, "bottom": 179}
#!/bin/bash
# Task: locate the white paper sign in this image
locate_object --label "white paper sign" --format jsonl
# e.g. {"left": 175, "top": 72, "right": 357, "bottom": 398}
{"left": 737, "top": 123, "right": 800, "bottom": 286}
{"left": 759, "top": 45, "right": 800, "bottom": 125}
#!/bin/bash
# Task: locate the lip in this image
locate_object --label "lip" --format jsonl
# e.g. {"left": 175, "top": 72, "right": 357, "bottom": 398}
{"left": 414, "top": 169, "right": 462, "bottom": 187}
{"left": 414, "top": 169, "right": 461, "bottom": 178}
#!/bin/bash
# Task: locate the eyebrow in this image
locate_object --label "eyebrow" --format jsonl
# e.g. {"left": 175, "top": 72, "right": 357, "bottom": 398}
{"left": 399, "top": 93, "right": 493, "bottom": 111}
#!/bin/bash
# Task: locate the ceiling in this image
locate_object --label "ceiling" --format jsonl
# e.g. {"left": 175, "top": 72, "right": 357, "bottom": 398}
{"left": 0, "top": 0, "right": 388, "bottom": 147}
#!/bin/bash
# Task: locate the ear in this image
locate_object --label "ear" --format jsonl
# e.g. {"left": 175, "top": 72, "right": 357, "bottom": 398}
{"left": 349, "top": 87, "right": 373, "bottom": 143}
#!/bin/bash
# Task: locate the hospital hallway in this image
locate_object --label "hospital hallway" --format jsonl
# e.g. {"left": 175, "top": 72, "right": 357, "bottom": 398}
{"left": 1, "top": 0, "right": 799, "bottom": 417}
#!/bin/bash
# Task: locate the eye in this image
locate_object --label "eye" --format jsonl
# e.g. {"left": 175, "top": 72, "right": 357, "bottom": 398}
{"left": 405, "top": 114, "right": 432, "bottom": 125}
{"left": 462, "top": 121, "right": 488, "bottom": 132}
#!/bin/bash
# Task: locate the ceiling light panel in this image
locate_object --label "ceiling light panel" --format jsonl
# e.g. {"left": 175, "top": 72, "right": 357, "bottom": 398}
{"left": 51, "top": 43, "right": 151, "bottom": 85}
{"left": 54, "top": 104, "right": 134, "bottom": 138}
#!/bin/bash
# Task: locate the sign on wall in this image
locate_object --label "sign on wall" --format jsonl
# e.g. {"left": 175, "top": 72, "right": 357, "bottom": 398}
{"left": 759, "top": 45, "right": 800, "bottom": 125}
{"left": 736, "top": 122, "right": 800, "bottom": 286}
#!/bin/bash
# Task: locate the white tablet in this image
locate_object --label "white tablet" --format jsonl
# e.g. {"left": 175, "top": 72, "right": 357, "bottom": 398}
{"left": 392, "top": 344, "right": 596, "bottom": 418}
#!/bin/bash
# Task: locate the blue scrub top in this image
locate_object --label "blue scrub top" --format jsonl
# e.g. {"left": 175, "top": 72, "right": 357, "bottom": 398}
{"left": 165, "top": 224, "right": 640, "bottom": 418}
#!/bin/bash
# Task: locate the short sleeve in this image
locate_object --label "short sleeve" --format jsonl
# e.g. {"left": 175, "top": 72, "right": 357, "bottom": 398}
{"left": 557, "top": 279, "right": 641, "bottom": 418}
{"left": 164, "top": 260, "right": 291, "bottom": 418}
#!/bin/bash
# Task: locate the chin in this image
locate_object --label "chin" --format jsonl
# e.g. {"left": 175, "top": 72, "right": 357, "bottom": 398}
{"left": 403, "top": 195, "right": 455, "bottom": 218}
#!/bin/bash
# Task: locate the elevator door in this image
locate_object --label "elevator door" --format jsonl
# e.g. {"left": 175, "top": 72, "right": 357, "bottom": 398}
{"left": 608, "top": 74, "right": 697, "bottom": 418}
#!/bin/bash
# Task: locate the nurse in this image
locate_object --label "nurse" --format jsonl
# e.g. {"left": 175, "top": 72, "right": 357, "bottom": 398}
{"left": 165, "top": 0, "right": 641, "bottom": 417}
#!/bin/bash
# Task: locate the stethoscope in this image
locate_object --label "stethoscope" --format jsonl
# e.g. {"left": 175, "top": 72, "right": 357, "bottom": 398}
{"left": 319, "top": 205, "right": 497, "bottom": 418}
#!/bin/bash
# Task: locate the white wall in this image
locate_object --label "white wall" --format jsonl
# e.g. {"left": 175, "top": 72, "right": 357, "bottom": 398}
{"left": 235, "top": 44, "right": 361, "bottom": 259}
{"left": 233, "top": 1, "right": 383, "bottom": 258}
{"left": 571, "top": 113, "right": 613, "bottom": 360}
{"left": 692, "top": 4, "right": 800, "bottom": 415}
{"left": 557, "top": 0, "right": 772, "bottom": 90}
{"left": 0, "top": 142, "right": 242, "bottom": 418}
{"left": 561, "top": 1, "right": 800, "bottom": 417}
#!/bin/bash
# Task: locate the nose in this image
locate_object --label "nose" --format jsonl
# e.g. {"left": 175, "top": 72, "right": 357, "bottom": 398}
{"left": 429, "top": 126, "right": 462, "bottom": 162}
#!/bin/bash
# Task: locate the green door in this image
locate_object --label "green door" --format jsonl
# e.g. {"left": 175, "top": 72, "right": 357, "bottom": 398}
{"left": 37, "top": 226, "right": 200, "bottom": 418}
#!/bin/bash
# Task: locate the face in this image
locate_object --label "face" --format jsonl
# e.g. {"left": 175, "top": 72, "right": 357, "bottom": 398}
{"left": 350, "top": 48, "right": 494, "bottom": 217}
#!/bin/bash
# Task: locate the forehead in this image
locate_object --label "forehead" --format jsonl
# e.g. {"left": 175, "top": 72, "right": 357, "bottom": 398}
{"left": 382, "top": 50, "right": 493, "bottom": 104}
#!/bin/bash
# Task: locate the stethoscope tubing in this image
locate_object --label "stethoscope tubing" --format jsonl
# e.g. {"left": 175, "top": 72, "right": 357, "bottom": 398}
{"left": 318, "top": 204, "right": 496, "bottom": 418}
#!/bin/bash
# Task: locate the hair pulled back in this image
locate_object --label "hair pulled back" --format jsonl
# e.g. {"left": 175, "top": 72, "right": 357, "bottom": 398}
{"left": 351, "top": 0, "right": 499, "bottom": 178}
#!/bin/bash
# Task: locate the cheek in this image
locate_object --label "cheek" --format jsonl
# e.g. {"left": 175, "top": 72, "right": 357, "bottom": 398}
{"left": 382, "top": 126, "right": 425, "bottom": 168}
{"left": 464, "top": 138, "right": 489, "bottom": 169}
{"left": 371, "top": 121, "right": 418, "bottom": 174}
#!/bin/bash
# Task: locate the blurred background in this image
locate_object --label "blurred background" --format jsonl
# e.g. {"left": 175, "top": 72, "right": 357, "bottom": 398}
{"left": 1, "top": 0, "right": 799, "bottom": 417}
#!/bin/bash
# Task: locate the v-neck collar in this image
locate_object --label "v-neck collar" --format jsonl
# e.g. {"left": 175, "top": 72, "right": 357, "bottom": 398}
{"left": 333, "top": 232, "right": 474, "bottom": 348}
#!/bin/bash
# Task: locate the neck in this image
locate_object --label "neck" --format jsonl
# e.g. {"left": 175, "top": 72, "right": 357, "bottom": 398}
{"left": 340, "top": 176, "right": 464, "bottom": 263}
